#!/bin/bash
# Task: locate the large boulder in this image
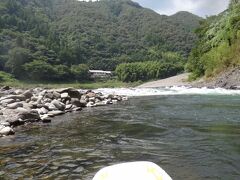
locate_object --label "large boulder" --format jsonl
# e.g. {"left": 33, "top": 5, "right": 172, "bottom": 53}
{"left": 17, "top": 110, "right": 40, "bottom": 122}
{"left": 7, "top": 119, "right": 25, "bottom": 127}
{"left": 71, "top": 98, "right": 87, "bottom": 107}
{"left": 45, "top": 103, "right": 58, "bottom": 111}
{"left": 57, "top": 88, "right": 81, "bottom": 99}
{"left": 51, "top": 100, "right": 65, "bottom": 111}
{"left": 22, "top": 90, "right": 33, "bottom": 99}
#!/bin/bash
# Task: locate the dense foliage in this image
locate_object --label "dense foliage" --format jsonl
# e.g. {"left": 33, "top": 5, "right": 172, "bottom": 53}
{"left": 0, "top": 0, "right": 200, "bottom": 82}
{"left": 116, "top": 52, "right": 184, "bottom": 82}
{"left": 186, "top": 0, "right": 240, "bottom": 79}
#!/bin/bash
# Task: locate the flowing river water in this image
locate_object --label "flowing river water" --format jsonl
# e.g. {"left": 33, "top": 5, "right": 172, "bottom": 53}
{"left": 0, "top": 87, "right": 240, "bottom": 180}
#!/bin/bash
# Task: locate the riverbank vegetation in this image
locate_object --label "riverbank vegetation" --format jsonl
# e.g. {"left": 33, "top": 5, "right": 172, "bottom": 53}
{"left": 0, "top": 0, "right": 200, "bottom": 85}
{"left": 116, "top": 51, "right": 184, "bottom": 82}
{"left": 186, "top": 0, "right": 240, "bottom": 80}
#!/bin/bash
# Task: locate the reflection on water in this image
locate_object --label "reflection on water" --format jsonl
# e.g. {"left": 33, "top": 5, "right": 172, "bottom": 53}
{"left": 0, "top": 95, "right": 240, "bottom": 180}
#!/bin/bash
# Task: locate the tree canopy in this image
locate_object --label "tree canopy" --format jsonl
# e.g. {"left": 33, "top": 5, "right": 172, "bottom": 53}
{"left": 186, "top": 0, "right": 240, "bottom": 79}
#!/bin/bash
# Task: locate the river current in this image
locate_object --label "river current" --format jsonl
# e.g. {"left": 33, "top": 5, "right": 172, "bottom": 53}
{"left": 0, "top": 87, "right": 240, "bottom": 180}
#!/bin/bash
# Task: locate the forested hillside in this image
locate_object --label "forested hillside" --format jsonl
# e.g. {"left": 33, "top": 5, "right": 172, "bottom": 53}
{"left": 0, "top": 0, "right": 201, "bottom": 82}
{"left": 187, "top": 0, "right": 240, "bottom": 80}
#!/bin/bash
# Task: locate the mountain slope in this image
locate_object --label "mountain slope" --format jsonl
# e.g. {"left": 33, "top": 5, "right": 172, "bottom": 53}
{"left": 0, "top": 0, "right": 201, "bottom": 81}
{"left": 186, "top": 0, "right": 240, "bottom": 82}
{"left": 50, "top": 0, "right": 200, "bottom": 67}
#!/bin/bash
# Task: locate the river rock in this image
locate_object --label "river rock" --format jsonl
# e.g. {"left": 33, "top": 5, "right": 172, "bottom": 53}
{"left": 53, "top": 91, "right": 61, "bottom": 99}
{"left": 7, "top": 102, "right": 23, "bottom": 109}
{"left": 68, "top": 89, "right": 81, "bottom": 99}
{"left": 36, "top": 103, "right": 49, "bottom": 109}
{"left": 46, "top": 103, "right": 58, "bottom": 111}
{"left": 61, "top": 93, "right": 69, "bottom": 99}
{"left": 86, "top": 102, "right": 96, "bottom": 107}
{"left": 38, "top": 107, "right": 49, "bottom": 115}
{"left": 43, "top": 98, "right": 52, "bottom": 103}
{"left": 16, "top": 107, "right": 29, "bottom": 114}
{"left": 52, "top": 100, "right": 65, "bottom": 111}
{"left": 1, "top": 86, "right": 10, "bottom": 91}
{"left": 89, "top": 97, "right": 95, "bottom": 102}
{"left": 0, "top": 126, "right": 14, "bottom": 136}
{"left": 40, "top": 114, "right": 52, "bottom": 123}
{"left": 72, "top": 107, "right": 82, "bottom": 111}
{"left": 7, "top": 119, "right": 25, "bottom": 127}
{"left": 71, "top": 98, "right": 85, "bottom": 107}
{"left": 65, "top": 104, "right": 73, "bottom": 110}
{"left": 0, "top": 94, "right": 26, "bottom": 101}
{"left": 86, "top": 92, "right": 96, "bottom": 98}
{"left": 44, "top": 92, "right": 54, "bottom": 99}
{"left": 0, "top": 99, "right": 15, "bottom": 105}
{"left": 18, "top": 111, "right": 40, "bottom": 121}
{"left": 99, "top": 99, "right": 111, "bottom": 105}
{"left": 31, "top": 96, "right": 38, "bottom": 102}
{"left": 36, "top": 95, "right": 44, "bottom": 104}
{"left": 14, "top": 89, "right": 23, "bottom": 94}
{"left": 0, "top": 122, "right": 10, "bottom": 126}
{"left": 23, "top": 90, "right": 33, "bottom": 99}
{"left": 48, "top": 110, "right": 65, "bottom": 117}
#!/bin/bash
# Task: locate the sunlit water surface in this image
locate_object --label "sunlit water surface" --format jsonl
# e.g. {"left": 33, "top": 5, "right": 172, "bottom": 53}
{"left": 0, "top": 88, "right": 240, "bottom": 180}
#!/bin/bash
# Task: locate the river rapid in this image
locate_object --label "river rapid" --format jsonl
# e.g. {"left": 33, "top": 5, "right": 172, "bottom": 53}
{"left": 0, "top": 87, "right": 240, "bottom": 180}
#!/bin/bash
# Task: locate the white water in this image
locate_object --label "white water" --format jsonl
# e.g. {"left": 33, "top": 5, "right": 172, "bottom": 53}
{"left": 96, "top": 86, "right": 240, "bottom": 97}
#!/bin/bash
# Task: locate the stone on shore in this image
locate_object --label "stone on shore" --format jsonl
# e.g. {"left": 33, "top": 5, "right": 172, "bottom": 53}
{"left": 0, "top": 94, "right": 26, "bottom": 101}
{"left": 7, "top": 102, "right": 23, "bottom": 109}
{"left": 48, "top": 110, "right": 65, "bottom": 117}
{"left": 23, "top": 90, "right": 33, "bottom": 99}
{"left": 61, "top": 93, "right": 69, "bottom": 99}
{"left": 0, "top": 99, "right": 15, "bottom": 105}
{"left": 51, "top": 99, "right": 65, "bottom": 111}
{"left": 0, "top": 87, "right": 127, "bottom": 137}
{"left": 17, "top": 110, "right": 40, "bottom": 122}
{"left": 71, "top": 98, "right": 87, "bottom": 107}
{"left": 0, "top": 126, "right": 14, "bottom": 136}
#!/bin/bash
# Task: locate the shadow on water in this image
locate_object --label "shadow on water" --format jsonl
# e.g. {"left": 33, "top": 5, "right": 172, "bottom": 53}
{"left": 0, "top": 95, "right": 240, "bottom": 179}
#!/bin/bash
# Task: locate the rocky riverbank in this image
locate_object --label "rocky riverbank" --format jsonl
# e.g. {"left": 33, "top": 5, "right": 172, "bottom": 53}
{"left": 192, "top": 67, "right": 240, "bottom": 89}
{"left": 0, "top": 87, "right": 127, "bottom": 137}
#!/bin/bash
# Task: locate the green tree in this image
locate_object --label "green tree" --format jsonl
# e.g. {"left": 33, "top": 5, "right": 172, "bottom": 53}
{"left": 23, "top": 60, "right": 55, "bottom": 81}
{"left": 71, "top": 64, "right": 90, "bottom": 81}
{"left": 5, "top": 47, "right": 31, "bottom": 78}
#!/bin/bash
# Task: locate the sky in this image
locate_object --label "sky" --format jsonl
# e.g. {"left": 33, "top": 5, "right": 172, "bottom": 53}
{"left": 134, "top": 0, "right": 230, "bottom": 17}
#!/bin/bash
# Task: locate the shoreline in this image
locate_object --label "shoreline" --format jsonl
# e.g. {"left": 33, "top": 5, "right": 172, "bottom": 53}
{"left": 138, "top": 68, "right": 240, "bottom": 90}
{"left": 0, "top": 87, "right": 127, "bottom": 137}
{"left": 137, "top": 73, "right": 190, "bottom": 88}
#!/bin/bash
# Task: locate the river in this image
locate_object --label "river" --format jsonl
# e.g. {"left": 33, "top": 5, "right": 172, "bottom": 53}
{"left": 0, "top": 87, "right": 240, "bottom": 180}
